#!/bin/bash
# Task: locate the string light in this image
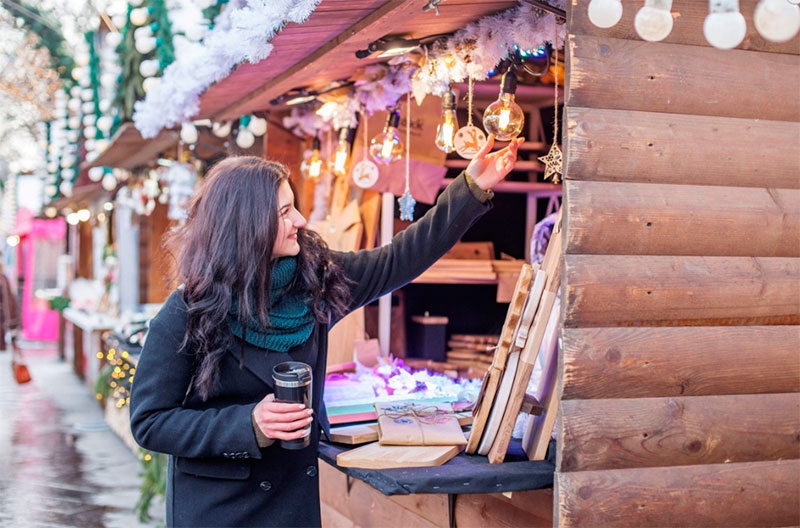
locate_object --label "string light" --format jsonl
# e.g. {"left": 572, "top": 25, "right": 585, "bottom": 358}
{"left": 703, "top": 0, "right": 746, "bottom": 49}
{"left": 588, "top": 0, "right": 623, "bottom": 28}
{"left": 301, "top": 135, "right": 323, "bottom": 181}
{"left": 634, "top": 0, "right": 674, "bottom": 42}
{"left": 435, "top": 88, "right": 458, "bottom": 153}
{"left": 333, "top": 127, "right": 355, "bottom": 177}
{"left": 482, "top": 70, "right": 525, "bottom": 142}
{"left": 369, "top": 109, "right": 403, "bottom": 165}
{"left": 754, "top": 0, "right": 800, "bottom": 43}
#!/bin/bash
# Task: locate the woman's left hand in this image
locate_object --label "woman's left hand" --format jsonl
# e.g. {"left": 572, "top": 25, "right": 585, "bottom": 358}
{"left": 465, "top": 134, "right": 524, "bottom": 191}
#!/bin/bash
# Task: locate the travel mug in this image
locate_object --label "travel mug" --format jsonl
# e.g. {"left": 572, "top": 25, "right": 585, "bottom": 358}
{"left": 272, "top": 361, "right": 313, "bottom": 450}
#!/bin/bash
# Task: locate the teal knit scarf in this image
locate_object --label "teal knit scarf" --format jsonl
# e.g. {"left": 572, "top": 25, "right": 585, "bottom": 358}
{"left": 228, "top": 257, "right": 314, "bottom": 352}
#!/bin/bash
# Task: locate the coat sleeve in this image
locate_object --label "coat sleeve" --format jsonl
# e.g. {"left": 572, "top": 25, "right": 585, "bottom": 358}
{"left": 331, "top": 172, "right": 492, "bottom": 323}
{"left": 129, "top": 290, "right": 263, "bottom": 460}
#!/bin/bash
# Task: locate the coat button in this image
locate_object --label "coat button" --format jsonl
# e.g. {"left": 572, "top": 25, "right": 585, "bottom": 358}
{"left": 259, "top": 481, "right": 272, "bottom": 492}
{"left": 305, "top": 465, "right": 317, "bottom": 477}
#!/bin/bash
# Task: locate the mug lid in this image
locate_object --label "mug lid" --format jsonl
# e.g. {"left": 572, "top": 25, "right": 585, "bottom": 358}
{"left": 272, "top": 361, "right": 312, "bottom": 383}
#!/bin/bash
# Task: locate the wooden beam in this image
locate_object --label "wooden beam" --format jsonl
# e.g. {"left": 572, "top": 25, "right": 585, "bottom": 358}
{"left": 556, "top": 459, "right": 800, "bottom": 527}
{"left": 564, "top": 107, "right": 800, "bottom": 189}
{"left": 559, "top": 393, "right": 800, "bottom": 472}
{"left": 563, "top": 255, "right": 800, "bottom": 327}
{"left": 565, "top": 181, "right": 800, "bottom": 257}
{"left": 562, "top": 326, "right": 800, "bottom": 399}
{"left": 566, "top": 35, "right": 800, "bottom": 122}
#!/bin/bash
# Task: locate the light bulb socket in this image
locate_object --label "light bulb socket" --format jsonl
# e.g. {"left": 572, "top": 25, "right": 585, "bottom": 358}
{"left": 311, "top": 135, "right": 321, "bottom": 150}
{"left": 385, "top": 109, "right": 401, "bottom": 129}
{"left": 442, "top": 89, "right": 456, "bottom": 110}
{"left": 500, "top": 70, "right": 518, "bottom": 95}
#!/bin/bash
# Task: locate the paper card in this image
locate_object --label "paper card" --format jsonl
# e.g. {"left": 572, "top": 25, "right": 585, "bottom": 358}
{"left": 375, "top": 401, "right": 467, "bottom": 446}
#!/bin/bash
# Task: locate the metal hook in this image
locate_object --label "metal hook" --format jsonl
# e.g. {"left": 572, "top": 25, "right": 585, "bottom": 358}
{"left": 422, "top": 0, "right": 444, "bottom": 16}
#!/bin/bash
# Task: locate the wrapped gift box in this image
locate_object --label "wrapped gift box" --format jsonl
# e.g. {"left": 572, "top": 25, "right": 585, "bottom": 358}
{"left": 376, "top": 401, "right": 467, "bottom": 446}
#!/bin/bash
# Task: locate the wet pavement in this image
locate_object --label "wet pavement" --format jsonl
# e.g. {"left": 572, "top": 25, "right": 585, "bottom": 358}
{"left": 0, "top": 340, "right": 164, "bottom": 527}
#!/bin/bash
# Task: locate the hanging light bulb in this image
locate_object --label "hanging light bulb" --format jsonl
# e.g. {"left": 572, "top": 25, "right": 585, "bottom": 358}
{"left": 369, "top": 109, "right": 403, "bottom": 164}
{"left": 236, "top": 128, "right": 256, "bottom": 149}
{"left": 212, "top": 121, "right": 232, "bottom": 138}
{"left": 634, "top": 0, "right": 674, "bottom": 42}
{"left": 703, "top": 0, "right": 746, "bottom": 49}
{"left": 435, "top": 89, "right": 459, "bottom": 153}
{"left": 333, "top": 127, "right": 355, "bottom": 177}
{"left": 588, "top": 0, "right": 623, "bottom": 28}
{"left": 180, "top": 123, "right": 198, "bottom": 144}
{"left": 302, "top": 135, "right": 324, "bottom": 181}
{"left": 754, "top": 0, "right": 800, "bottom": 43}
{"left": 483, "top": 70, "right": 525, "bottom": 142}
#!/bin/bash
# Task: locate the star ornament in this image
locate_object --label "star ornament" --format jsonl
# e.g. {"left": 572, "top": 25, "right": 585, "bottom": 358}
{"left": 538, "top": 144, "right": 563, "bottom": 184}
{"left": 398, "top": 190, "right": 416, "bottom": 221}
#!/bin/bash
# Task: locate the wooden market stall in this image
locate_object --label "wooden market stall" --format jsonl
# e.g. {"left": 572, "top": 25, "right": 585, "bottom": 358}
{"left": 558, "top": 1, "right": 799, "bottom": 526}
{"left": 124, "top": 0, "right": 798, "bottom": 526}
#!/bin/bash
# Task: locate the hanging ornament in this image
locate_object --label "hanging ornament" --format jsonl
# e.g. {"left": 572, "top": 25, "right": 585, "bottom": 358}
{"left": 352, "top": 112, "right": 379, "bottom": 189}
{"left": 482, "top": 70, "right": 525, "bottom": 142}
{"left": 703, "top": 0, "right": 746, "bottom": 49}
{"left": 588, "top": 0, "right": 624, "bottom": 28}
{"left": 538, "top": 40, "right": 564, "bottom": 184}
{"left": 369, "top": 109, "right": 403, "bottom": 165}
{"left": 435, "top": 88, "right": 459, "bottom": 153}
{"left": 301, "top": 135, "right": 324, "bottom": 182}
{"left": 455, "top": 77, "right": 487, "bottom": 159}
{"left": 754, "top": 0, "right": 800, "bottom": 43}
{"left": 634, "top": 0, "right": 674, "bottom": 42}
{"left": 333, "top": 127, "right": 356, "bottom": 177}
{"left": 398, "top": 93, "right": 416, "bottom": 221}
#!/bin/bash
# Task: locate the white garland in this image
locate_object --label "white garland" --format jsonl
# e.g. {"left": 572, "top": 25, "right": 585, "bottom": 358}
{"left": 412, "top": 2, "right": 567, "bottom": 98}
{"left": 133, "top": 0, "right": 321, "bottom": 138}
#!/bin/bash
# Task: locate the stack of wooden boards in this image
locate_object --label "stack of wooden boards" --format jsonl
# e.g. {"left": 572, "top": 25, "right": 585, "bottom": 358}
{"left": 466, "top": 210, "right": 563, "bottom": 463}
{"left": 444, "top": 334, "right": 499, "bottom": 378}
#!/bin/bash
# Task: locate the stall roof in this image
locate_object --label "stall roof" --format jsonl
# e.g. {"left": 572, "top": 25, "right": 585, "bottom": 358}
{"left": 196, "top": 0, "right": 525, "bottom": 122}
{"left": 83, "top": 122, "right": 179, "bottom": 171}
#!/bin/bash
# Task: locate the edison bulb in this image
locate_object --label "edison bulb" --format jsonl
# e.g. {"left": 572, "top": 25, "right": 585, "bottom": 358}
{"left": 333, "top": 128, "right": 354, "bottom": 177}
{"left": 302, "top": 136, "right": 324, "bottom": 181}
{"left": 483, "top": 71, "right": 524, "bottom": 142}
{"left": 435, "top": 90, "right": 459, "bottom": 153}
{"left": 369, "top": 110, "right": 403, "bottom": 164}
{"left": 588, "top": 0, "right": 623, "bottom": 28}
{"left": 634, "top": 1, "right": 674, "bottom": 42}
{"left": 703, "top": 9, "right": 746, "bottom": 49}
{"left": 754, "top": 0, "right": 800, "bottom": 43}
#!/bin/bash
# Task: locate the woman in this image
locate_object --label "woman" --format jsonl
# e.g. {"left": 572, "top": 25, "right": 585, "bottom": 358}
{"left": 129, "top": 134, "right": 523, "bottom": 527}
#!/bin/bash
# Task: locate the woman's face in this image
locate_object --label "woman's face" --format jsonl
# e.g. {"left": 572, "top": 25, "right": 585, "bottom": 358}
{"left": 272, "top": 180, "right": 307, "bottom": 258}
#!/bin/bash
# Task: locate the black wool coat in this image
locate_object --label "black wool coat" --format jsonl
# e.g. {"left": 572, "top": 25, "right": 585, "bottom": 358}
{"left": 129, "top": 173, "right": 492, "bottom": 527}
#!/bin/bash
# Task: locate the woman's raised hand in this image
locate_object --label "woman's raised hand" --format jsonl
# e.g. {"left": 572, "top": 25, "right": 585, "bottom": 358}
{"left": 465, "top": 134, "right": 525, "bottom": 191}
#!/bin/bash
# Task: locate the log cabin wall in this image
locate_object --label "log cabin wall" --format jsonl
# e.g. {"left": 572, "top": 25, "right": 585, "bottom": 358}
{"left": 557, "top": 1, "right": 800, "bottom": 526}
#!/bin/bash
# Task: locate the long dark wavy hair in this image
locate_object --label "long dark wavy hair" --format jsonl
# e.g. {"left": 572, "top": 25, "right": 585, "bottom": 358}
{"left": 165, "top": 156, "right": 352, "bottom": 400}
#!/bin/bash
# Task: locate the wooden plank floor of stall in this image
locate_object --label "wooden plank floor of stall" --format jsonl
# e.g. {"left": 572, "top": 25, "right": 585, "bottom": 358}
{"left": 319, "top": 461, "right": 553, "bottom": 528}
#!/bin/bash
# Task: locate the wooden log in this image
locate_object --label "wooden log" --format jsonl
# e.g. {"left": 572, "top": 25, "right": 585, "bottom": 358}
{"left": 556, "top": 459, "right": 800, "bottom": 527}
{"left": 559, "top": 393, "right": 800, "bottom": 472}
{"left": 562, "top": 326, "right": 800, "bottom": 399}
{"left": 564, "top": 255, "right": 800, "bottom": 327}
{"left": 567, "top": 0, "right": 800, "bottom": 55}
{"left": 565, "top": 181, "right": 800, "bottom": 257}
{"left": 566, "top": 34, "right": 800, "bottom": 122}
{"left": 564, "top": 107, "right": 800, "bottom": 189}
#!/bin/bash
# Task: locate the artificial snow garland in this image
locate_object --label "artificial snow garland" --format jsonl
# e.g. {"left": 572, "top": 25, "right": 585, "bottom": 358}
{"left": 133, "top": 0, "right": 322, "bottom": 138}
{"left": 282, "top": 2, "right": 566, "bottom": 141}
